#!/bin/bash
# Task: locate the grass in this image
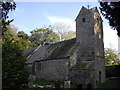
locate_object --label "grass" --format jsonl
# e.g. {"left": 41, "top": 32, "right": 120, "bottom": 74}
{"left": 98, "top": 79, "right": 120, "bottom": 88}
{"left": 33, "top": 80, "right": 77, "bottom": 88}
{"left": 33, "top": 78, "right": 120, "bottom": 89}
{"left": 34, "top": 80, "right": 54, "bottom": 86}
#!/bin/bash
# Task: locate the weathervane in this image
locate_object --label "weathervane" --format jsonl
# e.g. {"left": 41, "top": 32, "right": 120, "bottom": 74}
{"left": 87, "top": 3, "right": 91, "bottom": 9}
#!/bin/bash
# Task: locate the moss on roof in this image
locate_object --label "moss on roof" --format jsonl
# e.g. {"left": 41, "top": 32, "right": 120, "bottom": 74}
{"left": 46, "top": 38, "right": 76, "bottom": 60}
{"left": 26, "top": 38, "right": 77, "bottom": 63}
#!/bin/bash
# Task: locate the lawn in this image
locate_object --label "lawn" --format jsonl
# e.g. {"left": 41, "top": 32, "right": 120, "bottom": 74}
{"left": 32, "top": 78, "right": 120, "bottom": 89}
{"left": 33, "top": 80, "right": 76, "bottom": 88}
{"left": 98, "top": 78, "right": 120, "bottom": 88}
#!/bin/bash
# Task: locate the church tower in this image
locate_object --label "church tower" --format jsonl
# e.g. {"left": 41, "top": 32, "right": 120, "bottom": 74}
{"left": 75, "top": 6, "right": 105, "bottom": 84}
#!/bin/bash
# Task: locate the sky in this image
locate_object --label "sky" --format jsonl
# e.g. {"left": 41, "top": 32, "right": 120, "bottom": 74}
{"left": 8, "top": 2, "right": 118, "bottom": 50}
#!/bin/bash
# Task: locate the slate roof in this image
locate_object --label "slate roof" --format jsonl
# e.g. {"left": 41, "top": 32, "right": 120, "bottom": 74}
{"left": 25, "top": 38, "right": 79, "bottom": 64}
{"left": 22, "top": 47, "right": 37, "bottom": 58}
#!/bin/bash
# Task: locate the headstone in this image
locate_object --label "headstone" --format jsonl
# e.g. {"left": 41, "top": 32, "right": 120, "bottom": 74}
{"left": 28, "top": 74, "right": 34, "bottom": 88}
{"left": 64, "top": 81, "right": 71, "bottom": 88}
{"left": 54, "top": 80, "right": 61, "bottom": 90}
{"left": 77, "top": 84, "right": 82, "bottom": 90}
{"left": 87, "top": 83, "right": 92, "bottom": 90}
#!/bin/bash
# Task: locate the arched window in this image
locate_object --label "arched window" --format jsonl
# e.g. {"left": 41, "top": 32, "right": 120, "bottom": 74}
{"left": 82, "top": 17, "right": 85, "bottom": 22}
{"left": 99, "top": 71, "right": 102, "bottom": 83}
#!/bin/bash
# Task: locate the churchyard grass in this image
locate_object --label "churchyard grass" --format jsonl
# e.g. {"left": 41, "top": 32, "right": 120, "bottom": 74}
{"left": 32, "top": 78, "right": 120, "bottom": 89}
{"left": 33, "top": 80, "right": 77, "bottom": 88}
{"left": 98, "top": 78, "right": 120, "bottom": 88}
{"left": 34, "top": 80, "right": 54, "bottom": 86}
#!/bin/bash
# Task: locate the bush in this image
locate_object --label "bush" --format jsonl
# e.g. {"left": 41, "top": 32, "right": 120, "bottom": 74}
{"left": 2, "top": 42, "right": 29, "bottom": 89}
{"left": 105, "top": 65, "right": 120, "bottom": 78}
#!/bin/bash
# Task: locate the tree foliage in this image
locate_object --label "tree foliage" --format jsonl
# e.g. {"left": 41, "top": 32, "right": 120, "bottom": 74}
{"left": 99, "top": 2, "right": 120, "bottom": 37}
{"left": 1, "top": 1, "right": 29, "bottom": 89}
{"left": 29, "top": 28, "right": 60, "bottom": 47}
{"left": 17, "top": 31, "right": 32, "bottom": 50}
{"left": 2, "top": 24, "right": 18, "bottom": 42}
{"left": 49, "top": 23, "right": 76, "bottom": 41}
{"left": 62, "top": 31, "right": 76, "bottom": 40}
{"left": 17, "top": 31, "right": 29, "bottom": 41}
{"left": 2, "top": 42, "right": 29, "bottom": 89}
{"left": 105, "top": 48, "right": 120, "bottom": 66}
{"left": 1, "top": 1, "right": 16, "bottom": 34}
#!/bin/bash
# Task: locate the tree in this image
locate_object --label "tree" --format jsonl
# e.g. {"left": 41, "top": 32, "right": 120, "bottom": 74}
{"left": 1, "top": 1, "right": 29, "bottom": 89}
{"left": 17, "top": 31, "right": 29, "bottom": 41}
{"left": 29, "top": 28, "right": 60, "bottom": 47}
{"left": 1, "top": 1, "right": 16, "bottom": 35}
{"left": 17, "top": 31, "right": 32, "bottom": 50}
{"left": 105, "top": 48, "right": 120, "bottom": 66}
{"left": 2, "top": 42, "right": 29, "bottom": 89}
{"left": 99, "top": 1, "right": 120, "bottom": 37}
{"left": 49, "top": 22, "right": 76, "bottom": 41}
{"left": 2, "top": 24, "right": 18, "bottom": 42}
{"left": 62, "top": 31, "right": 76, "bottom": 40}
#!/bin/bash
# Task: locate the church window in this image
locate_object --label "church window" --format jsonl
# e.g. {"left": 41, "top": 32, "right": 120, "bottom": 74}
{"left": 99, "top": 34, "right": 101, "bottom": 38}
{"left": 99, "top": 71, "right": 102, "bottom": 83}
{"left": 97, "top": 18, "right": 99, "bottom": 21}
{"left": 82, "top": 17, "right": 85, "bottom": 22}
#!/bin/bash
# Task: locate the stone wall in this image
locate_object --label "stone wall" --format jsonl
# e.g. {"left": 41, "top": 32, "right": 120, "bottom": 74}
{"left": 76, "top": 7, "right": 105, "bottom": 84}
{"left": 76, "top": 7, "right": 95, "bottom": 61}
{"left": 93, "top": 58, "right": 105, "bottom": 84}
{"left": 25, "top": 63, "right": 33, "bottom": 74}
{"left": 35, "top": 58, "right": 69, "bottom": 81}
{"left": 69, "top": 69, "right": 94, "bottom": 85}
{"left": 93, "top": 9, "right": 105, "bottom": 84}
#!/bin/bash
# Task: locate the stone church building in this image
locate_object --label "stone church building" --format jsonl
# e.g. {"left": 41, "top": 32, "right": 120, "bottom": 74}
{"left": 23, "top": 6, "right": 105, "bottom": 85}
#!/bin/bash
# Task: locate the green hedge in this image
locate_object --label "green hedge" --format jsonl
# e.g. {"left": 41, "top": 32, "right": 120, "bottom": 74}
{"left": 105, "top": 65, "right": 120, "bottom": 78}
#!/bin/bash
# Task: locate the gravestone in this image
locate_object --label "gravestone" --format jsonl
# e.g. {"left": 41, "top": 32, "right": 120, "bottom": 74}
{"left": 54, "top": 80, "right": 61, "bottom": 90}
{"left": 28, "top": 74, "right": 34, "bottom": 88}
{"left": 64, "top": 81, "right": 71, "bottom": 88}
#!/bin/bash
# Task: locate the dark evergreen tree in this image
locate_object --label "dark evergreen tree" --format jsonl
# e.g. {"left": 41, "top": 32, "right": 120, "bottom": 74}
{"left": 99, "top": 2, "right": 120, "bottom": 37}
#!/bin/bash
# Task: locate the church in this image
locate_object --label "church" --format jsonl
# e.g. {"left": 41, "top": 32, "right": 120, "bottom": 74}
{"left": 23, "top": 6, "right": 105, "bottom": 85}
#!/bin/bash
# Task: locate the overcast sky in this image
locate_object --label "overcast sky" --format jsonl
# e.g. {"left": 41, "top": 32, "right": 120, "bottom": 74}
{"left": 9, "top": 2, "right": 118, "bottom": 50}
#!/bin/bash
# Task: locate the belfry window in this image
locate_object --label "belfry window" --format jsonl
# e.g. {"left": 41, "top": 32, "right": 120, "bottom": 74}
{"left": 82, "top": 17, "right": 85, "bottom": 22}
{"left": 97, "top": 18, "right": 99, "bottom": 21}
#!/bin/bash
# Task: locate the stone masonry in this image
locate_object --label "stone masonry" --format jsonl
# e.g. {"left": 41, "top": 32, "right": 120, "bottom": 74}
{"left": 23, "top": 6, "right": 105, "bottom": 85}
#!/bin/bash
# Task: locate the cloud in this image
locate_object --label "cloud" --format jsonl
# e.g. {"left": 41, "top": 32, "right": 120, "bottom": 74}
{"left": 103, "top": 26, "right": 118, "bottom": 50}
{"left": 47, "top": 16, "right": 76, "bottom": 31}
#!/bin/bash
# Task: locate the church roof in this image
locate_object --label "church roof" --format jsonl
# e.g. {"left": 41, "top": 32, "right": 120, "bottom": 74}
{"left": 24, "top": 38, "right": 78, "bottom": 64}
{"left": 22, "top": 47, "right": 37, "bottom": 58}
